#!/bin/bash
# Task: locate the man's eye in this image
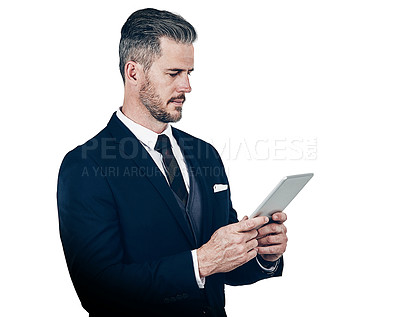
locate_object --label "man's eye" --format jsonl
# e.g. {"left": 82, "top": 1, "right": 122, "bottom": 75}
{"left": 168, "top": 73, "right": 178, "bottom": 77}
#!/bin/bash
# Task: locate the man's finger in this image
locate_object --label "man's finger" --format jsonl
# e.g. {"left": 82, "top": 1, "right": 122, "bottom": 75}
{"left": 257, "top": 244, "right": 286, "bottom": 255}
{"left": 245, "top": 238, "right": 259, "bottom": 252}
{"left": 237, "top": 216, "right": 268, "bottom": 232}
{"left": 272, "top": 212, "right": 287, "bottom": 223}
{"left": 257, "top": 232, "right": 288, "bottom": 246}
{"left": 242, "top": 228, "right": 259, "bottom": 242}
{"left": 257, "top": 223, "right": 286, "bottom": 237}
{"left": 246, "top": 249, "right": 258, "bottom": 262}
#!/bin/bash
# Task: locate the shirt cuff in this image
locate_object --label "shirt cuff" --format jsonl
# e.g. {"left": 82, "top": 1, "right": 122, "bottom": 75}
{"left": 191, "top": 250, "right": 205, "bottom": 289}
{"left": 256, "top": 256, "right": 281, "bottom": 272}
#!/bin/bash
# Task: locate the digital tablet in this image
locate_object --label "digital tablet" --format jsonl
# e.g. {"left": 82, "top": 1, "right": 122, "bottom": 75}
{"left": 250, "top": 173, "right": 314, "bottom": 220}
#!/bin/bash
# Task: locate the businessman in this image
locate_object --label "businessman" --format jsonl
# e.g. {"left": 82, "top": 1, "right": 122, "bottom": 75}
{"left": 57, "top": 8, "right": 288, "bottom": 317}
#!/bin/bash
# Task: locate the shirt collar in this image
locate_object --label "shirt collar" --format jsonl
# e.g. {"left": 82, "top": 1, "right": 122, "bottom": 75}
{"left": 116, "top": 107, "right": 175, "bottom": 150}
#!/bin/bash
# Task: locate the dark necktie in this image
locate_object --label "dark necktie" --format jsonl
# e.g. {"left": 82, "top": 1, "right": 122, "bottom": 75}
{"left": 154, "top": 134, "right": 188, "bottom": 205}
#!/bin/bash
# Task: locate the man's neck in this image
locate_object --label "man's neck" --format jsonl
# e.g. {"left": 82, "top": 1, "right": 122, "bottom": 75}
{"left": 121, "top": 103, "right": 168, "bottom": 134}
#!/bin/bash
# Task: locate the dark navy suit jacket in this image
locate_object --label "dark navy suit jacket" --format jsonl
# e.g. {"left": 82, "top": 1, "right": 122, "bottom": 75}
{"left": 57, "top": 113, "right": 283, "bottom": 316}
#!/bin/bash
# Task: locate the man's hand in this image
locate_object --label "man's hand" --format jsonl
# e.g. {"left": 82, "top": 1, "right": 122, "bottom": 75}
{"left": 197, "top": 216, "right": 269, "bottom": 278}
{"left": 256, "top": 212, "right": 288, "bottom": 262}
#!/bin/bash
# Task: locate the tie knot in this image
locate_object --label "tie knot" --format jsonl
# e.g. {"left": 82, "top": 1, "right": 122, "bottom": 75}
{"left": 154, "top": 134, "right": 172, "bottom": 154}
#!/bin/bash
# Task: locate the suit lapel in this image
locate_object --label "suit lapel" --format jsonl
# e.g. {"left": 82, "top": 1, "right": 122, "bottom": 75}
{"left": 173, "top": 128, "right": 214, "bottom": 245}
{"left": 106, "top": 113, "right": 196, "bottom": 248}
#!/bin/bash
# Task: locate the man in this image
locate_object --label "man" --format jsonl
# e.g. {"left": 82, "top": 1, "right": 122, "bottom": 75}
{"left": 57, "top": 8, "right": 288, "bottom": 317}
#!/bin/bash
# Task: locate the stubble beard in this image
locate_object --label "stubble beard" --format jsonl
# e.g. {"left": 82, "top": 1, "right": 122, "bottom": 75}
{"left": 139, "top": 75, "right": 183, "bottom": 124}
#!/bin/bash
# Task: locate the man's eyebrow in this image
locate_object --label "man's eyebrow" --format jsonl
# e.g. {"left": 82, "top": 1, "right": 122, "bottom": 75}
{"left": 166, "top": 68, "right": 194, "bottom": 72}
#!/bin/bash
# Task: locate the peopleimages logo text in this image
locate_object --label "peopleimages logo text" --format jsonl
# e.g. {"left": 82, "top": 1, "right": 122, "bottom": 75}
{"left": 212, "top": 137, "right": 318, "bottom": 161}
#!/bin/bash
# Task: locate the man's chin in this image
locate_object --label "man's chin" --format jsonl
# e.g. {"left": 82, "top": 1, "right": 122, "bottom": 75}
{"left": 170, "top": 111, "right": 182, "bottom": 123}
{"left": 170, "top": 107, "right": 183, "bottom": 122}
{"left": 154, "top": 109, "right": 182, "bottom": 123}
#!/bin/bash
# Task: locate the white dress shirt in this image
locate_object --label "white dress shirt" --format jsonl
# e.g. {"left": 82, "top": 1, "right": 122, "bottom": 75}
{"left": 116, "top": 108, "right": 278, "bottom": 288}
{"left": 116, "top": 108, "right": 190, "bottom": 190}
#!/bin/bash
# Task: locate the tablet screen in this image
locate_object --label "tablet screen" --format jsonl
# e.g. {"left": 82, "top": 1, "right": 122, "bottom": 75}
{"left": 250, "top": 173, "right": 313, "bottom": 219}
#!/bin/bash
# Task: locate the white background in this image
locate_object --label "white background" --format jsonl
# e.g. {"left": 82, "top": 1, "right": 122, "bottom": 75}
{"left": 1, "top": 0, "right": 399, "bottom": 316}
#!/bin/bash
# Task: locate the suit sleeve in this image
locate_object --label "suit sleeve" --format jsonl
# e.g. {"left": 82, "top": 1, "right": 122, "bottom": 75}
{"left": 57, "top": 149, "right": 201, "bottom": 312}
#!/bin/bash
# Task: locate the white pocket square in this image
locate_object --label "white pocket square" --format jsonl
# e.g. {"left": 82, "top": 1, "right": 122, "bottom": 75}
{"left": 213, "top": 184, "right": 228, "bottom": 193}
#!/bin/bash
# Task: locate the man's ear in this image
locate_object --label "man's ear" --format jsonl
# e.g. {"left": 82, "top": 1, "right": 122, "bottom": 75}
{"left": 124, "top": 61, "right": 142, "bottom": 85}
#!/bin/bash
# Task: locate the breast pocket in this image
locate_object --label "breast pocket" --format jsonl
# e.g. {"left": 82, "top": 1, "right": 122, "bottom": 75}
{"left": 212, "top": 188, "right": 230, "bottom": 225}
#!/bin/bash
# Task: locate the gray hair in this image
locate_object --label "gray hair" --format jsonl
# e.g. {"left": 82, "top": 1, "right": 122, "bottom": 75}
{"left": 119, "top": 8, "right": 197, "bottom": 83}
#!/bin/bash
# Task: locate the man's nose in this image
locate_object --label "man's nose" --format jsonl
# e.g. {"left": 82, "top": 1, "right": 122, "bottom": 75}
{"left": 177, "top": 74, "right": 192, "bottom": 93}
